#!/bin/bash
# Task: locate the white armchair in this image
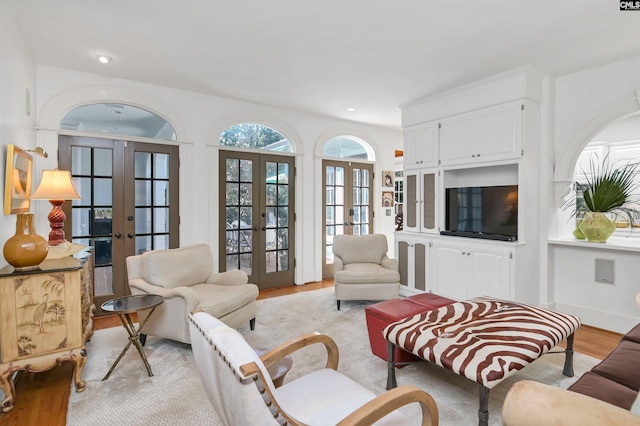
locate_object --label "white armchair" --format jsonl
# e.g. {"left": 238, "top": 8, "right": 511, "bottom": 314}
{"left": 188, "top": 311, "right": 439, "bottom": 425}
{"left": 126, "top": 244, "right": 259, "bottom": 344}
{"left": 332, "top": 234, "right": 400, "bottom": 310}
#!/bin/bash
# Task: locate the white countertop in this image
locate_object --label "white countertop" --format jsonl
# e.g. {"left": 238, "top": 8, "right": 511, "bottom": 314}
{"left": 549, "top": 235, "right": 640, "bottom": 253}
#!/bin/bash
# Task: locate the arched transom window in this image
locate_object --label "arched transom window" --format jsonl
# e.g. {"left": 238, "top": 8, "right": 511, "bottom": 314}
{"left": 61, "top": 103, "right": 177, "bottom": 140}
{"left": 322, "top": 136, "right": 372, "bottom": 160}
{"left": 220, "top": 123, "right": 291, "bottom": 152}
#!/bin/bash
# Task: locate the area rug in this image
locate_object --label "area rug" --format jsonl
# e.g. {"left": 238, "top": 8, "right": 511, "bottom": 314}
{"left": 67, "top": 288, "right": 599, "bottom": 425}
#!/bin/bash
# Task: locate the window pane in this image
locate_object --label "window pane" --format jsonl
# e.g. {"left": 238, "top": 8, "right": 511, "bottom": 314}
{"left": 61, "top": 103, "right": 177, "bottom": 140}
{"left": 240, "top": 159, "right": 252, "bottom": 182}
{"left": 73, "top": 177, "right": 91, "bottom": 206}
{"left": 278, "top": 163, "right": 289, "bottom": 183}
{"left": 94, "top": 178, "right": 112, "bottom": 205}
{"left": 239, "top": 183, "right": 252, "bottom": 205}
{"left": 226, "top": 159, "right": 239, "bottom": 181}
{"left": 72, "top": 208, "right": 91, "bottom": 236}
{"left": 94, "top": 149, "right": 112, "bottom": 176}
{"left": 226, "top": 183, "right": 239, "bottom": 206}
{"left": 135, "top": 235, "right": 152, "bottom": 255}
{"left": 154, "top": 181, "right": 169, "bottom": 206}
{"left": 71, "top": 147, "right": 91, "bottom": 175}
{"left": 135, "top": 152, "right": 152, "bottom": 178}
{"left": 277, "top": 185, "right": 288, "bottom": 205}
{"left": 154, "top": 208, "right": 169, "bottom": 233}
{"left": 154, "top": 234, "right": 169, "bottom": 250}
{"left": 136, "top": 208, "right": 152, "bottom": 233}
{"left": 326, "top": 166, "right": 335, "bottom": 186}
{"left": 136, "top": 181, "right": 152, "bottom": 206}
{"left": 322, "top": 136, "right": 369, "bottom": 159}
{"left": 154, "top": 153, "right": 170, "bottom": 179}
{"left": 219, "top": 123, "right": 291, "bottom": 152}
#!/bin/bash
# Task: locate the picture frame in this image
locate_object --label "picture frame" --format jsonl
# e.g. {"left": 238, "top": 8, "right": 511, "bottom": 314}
{"left": 382, "top": 170, "right": 394, "bottom": 187}
{"left": 382, "top": 191, "right": 394, "bottom": 207}
{"left": 4, "top": 144, "right": 33, "bottom": 215}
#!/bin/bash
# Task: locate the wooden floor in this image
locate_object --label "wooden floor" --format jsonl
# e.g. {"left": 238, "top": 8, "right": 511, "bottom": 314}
{"left": 0, "top": 280, "right": 623, "bottom": 426}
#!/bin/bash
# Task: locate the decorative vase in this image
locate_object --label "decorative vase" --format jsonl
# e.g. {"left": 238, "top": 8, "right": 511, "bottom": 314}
{"left": 3, "top": 213, "right": 49, "bottom": 270}
{"left": 578, "top": 212, "right": 616, "bottom": 243}
{"left": 572, "top": 220, "right": 586, "bottom": 240}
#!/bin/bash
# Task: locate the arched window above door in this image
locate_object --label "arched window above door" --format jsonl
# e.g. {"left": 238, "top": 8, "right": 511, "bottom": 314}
{"left": 61, "top": 103, "right": 177, "bottom": 140}
{"left": 220, "top": 123, "right": 292, "bottom": 152}
{"left": 322, "top": 136, "right": 372, "bottom": 160}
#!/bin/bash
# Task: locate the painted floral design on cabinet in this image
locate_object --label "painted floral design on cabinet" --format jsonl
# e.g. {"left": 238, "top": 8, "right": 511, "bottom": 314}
{"left": 14, "top": 273, "right": 67, "bottom": 358}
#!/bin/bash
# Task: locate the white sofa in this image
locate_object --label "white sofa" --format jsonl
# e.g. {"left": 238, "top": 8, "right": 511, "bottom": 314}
{"left": 332, "top": 234, "right": 400, "bottom": 310}
{"left": 126, "top": 244, "right": 259, "bottom": 344}
{"left": 502, "top": 380, "right": 640, "bottom": 425}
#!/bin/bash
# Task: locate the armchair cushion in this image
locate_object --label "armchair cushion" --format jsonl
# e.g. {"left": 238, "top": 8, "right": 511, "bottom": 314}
{"left": 141, "top": 244, "right": 213, "bottom": 288}
{"left": 335, "top": 263, "right": 400, "bottom": 284}
{"left": 191, "top": 283, "right": 258, "bottom": 319}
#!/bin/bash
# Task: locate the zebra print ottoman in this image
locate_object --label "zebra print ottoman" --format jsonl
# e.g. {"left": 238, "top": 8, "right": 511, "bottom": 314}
{"left": 383, "top": 296, "right": 581, "bottom": 426}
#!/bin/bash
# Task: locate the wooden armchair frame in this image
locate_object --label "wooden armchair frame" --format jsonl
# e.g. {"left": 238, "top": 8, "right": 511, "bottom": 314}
{"left": 241, "top": 332, "right": 439, "bottom": 426}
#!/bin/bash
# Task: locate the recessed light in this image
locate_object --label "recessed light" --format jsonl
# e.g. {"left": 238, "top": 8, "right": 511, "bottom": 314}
{"left": 346, "top": 107, "right": 356, "bottom": 112}
{"left": 95, "top": 54, "right": 112, "bottom": 64}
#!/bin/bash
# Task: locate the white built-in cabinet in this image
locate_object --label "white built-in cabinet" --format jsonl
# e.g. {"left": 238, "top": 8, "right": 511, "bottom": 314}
{"left": 440, "top": 101, "right": 523, "bottom": 166}
{"left": 396, "top": 234, "right": 428, "bottom": 295}
{"left": 403, "top": 121, "right": 439, "bottom": 170}
{"left": 399, "top": 80, "right": 541, "bottom": 305}
{"left": 404, "top": 169, "right": 438, "bottom": 234}
{"left": 430, "top": 239, "right": 512, "bottom": 301}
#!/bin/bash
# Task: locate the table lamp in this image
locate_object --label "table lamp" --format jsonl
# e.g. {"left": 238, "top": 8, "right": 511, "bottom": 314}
{"left": 31, "top": 169, "right": 81, "bottom": 246}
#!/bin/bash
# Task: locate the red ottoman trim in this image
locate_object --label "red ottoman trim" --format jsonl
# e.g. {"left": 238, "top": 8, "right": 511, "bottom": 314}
{"left": 405, "top": 293, "right": 456, "bottom": 310}
{"left": 365, "top": 299, "right": 428, "bottom": 363}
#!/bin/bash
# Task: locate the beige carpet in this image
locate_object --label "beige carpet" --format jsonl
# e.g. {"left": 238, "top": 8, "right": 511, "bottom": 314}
{"left": 67, "top": 288, "right": 598, "bottom": 425}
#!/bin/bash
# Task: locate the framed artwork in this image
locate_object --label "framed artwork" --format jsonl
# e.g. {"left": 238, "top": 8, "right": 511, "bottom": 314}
{"left": 4, "top": 144, "right": 33, "bottom": 215}
{"left": 382, "top": 170, "right": 394, "bottom": 187}
{"left": 382, "top": 191, "right": 394, "bottom": 207}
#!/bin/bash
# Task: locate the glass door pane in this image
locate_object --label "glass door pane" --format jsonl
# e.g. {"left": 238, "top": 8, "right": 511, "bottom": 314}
{"left": 322, "top": 160, "right": 373, "bottom": 278}
{"left": 69, "top": 145, "right": 117, "bottom": 298}
{"left": 224, "top": 157, "right": 255, "bottom": 276}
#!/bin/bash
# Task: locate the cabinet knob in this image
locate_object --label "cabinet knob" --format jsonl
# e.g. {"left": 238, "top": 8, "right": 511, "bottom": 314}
{"left": 461, "top": 251, "right": 466, "bottom": 255}
{"left": 467, "top": 252, "right": 471, "bottom": 256}
{"left": 472, "top": 154, "right": 476, "bottom": 158}
{"left": 477, "top": 153, "right": 481, "bottom": 157}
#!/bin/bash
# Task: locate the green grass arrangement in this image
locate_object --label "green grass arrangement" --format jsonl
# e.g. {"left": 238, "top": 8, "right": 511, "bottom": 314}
{"left": 565, "top": 154, "right": 640, "bottom": 224}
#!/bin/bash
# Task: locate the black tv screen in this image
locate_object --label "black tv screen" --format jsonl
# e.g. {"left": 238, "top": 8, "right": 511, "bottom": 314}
{"left": 444, "top": 185, "right": 518, "bottom": 241}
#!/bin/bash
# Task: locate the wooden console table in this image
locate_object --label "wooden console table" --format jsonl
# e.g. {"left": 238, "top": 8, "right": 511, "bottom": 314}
{"left": 0, "top": 252, "right": 95, "bottom": 412}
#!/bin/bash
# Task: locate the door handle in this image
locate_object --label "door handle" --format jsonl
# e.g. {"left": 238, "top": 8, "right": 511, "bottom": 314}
{"left": 114, "top": 232, "right": 122, "bottom": 239}
{"left": 127, "top": 233, "right": 134, "bottom": 238}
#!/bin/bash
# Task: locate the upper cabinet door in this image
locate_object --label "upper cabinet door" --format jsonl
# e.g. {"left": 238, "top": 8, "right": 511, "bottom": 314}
{"left": 439, "top": 112, "right": 475, "bottom": 166}
{"left": 404, "top": 121, "right": 439, "bottom": 170}
{"left": 476, "top": 101, "right": 522, "bottom": 162}
{"left": 439, "top": 102, "right": 523, "bottom": 166}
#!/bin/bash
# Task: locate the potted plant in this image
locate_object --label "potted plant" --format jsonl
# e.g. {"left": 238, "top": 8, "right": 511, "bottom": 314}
{"left": 565, "top": 154, "right": 640, "bottom": 242}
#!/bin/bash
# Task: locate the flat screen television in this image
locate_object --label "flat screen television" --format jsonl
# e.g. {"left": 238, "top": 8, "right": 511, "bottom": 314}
{"left": 442, "top": 185, "right": 518, "bottom": 242}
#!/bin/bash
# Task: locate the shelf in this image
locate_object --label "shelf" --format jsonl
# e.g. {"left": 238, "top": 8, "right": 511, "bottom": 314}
{"left": 549, "top": 235, "right": 640, "bottom": 253}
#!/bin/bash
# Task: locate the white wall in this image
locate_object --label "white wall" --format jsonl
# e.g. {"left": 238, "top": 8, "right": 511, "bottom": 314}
{"left": 28, "top": 66, "right": 402, "bottom": 283}
{"left": 549, "top": 54, "right": 640, "bottom": 332}
{"left": 0, "top": 0, "right": 38, "bottom": 268}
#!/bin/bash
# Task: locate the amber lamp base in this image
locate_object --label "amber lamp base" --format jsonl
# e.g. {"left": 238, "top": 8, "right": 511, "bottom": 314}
{"left": 3, "top": 213, "right": 48, "bottom": 270}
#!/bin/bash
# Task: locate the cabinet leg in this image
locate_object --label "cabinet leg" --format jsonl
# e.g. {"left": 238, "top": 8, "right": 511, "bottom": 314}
{"left": 0, "top": 369, "right": 16, "bottom": 412}
{"left": 73, "top": 349, "right": 87, "bottom": 392}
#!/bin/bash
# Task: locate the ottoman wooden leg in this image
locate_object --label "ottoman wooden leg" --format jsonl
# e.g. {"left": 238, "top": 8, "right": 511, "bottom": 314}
{"left": 563, "top": 333, "right": 575, "bottom": 377}
{"left": 386, "top": 341, "right": 397, "bottom": 390}
{"left": 478, "top": 384, "right": 490, "bottom": 426}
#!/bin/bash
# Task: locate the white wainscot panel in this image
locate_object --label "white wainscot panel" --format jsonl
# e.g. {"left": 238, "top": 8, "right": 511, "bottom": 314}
{"left": 553, "top": 245, "right": 640, "bottom": 333}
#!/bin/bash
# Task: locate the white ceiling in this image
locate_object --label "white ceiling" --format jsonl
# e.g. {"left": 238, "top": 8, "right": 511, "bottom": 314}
{"left": 9, "top": 0, "right": 640, "bottom": 129}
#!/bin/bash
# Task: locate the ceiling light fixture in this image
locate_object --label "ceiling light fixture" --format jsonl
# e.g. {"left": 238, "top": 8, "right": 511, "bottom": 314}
{"left": 95, "top": 54, "right": 112, "bottom": 64}
{"left": 346, "top": 107, "right": 356, "bottom": 112}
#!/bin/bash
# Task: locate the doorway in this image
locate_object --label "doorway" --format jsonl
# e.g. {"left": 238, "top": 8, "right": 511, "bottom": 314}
{"left": 322, "top": 160, "right": 374, "bottom": 278}
{"left": 219, "top": 150, "right": 295, "bottom": 289}
{"left": 58, "top": 136, "right": 180, "bottom": 314}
